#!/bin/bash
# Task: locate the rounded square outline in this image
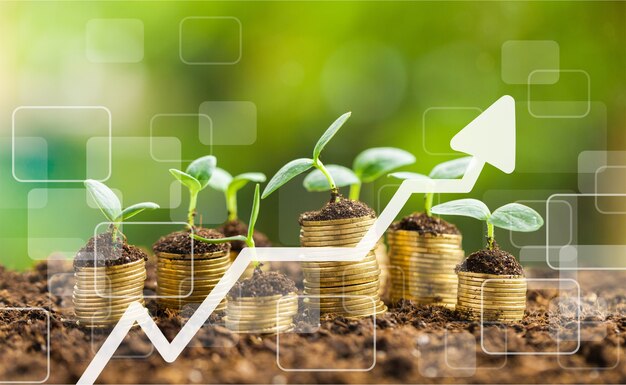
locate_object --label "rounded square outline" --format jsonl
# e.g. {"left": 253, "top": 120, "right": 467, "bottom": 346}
{"left": 501, "top": 40, "right": 560, "bottom": 85}
{"left": 179, "top": 16, "right": 242, "bottom": 65}
{"left": 527, "top": 69, "right": 591, "bottom": 119}
{"left": 149, "top": 113, "right": 213, "bottom": 162}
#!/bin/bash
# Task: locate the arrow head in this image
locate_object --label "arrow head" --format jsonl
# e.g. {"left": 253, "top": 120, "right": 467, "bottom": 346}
{"left": 450, "top": 95, "right": 516, "bottom": 174}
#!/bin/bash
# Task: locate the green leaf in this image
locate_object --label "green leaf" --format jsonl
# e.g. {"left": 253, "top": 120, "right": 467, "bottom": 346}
{"left": 303, "top": 165, "right": 359, "bottom": 192}
{"left": 489, "top": 203, "right": 544, "bottom": 232}
{"left": 353, "top": 147, "right": 416, "bottom": 183}
{"left": 84, "top": 179, "right": 122, "bottom": 222}
{"left": 262, "top": 158, "right": 314, "bottom": 198}
{"left": 429, "top": 156, "right": 473, "bottom": 179}
{"left": 207, "top": 167, "right": 233, "bottom": 192}
{"left": 170, "top": 169, "right": 202, "bottom": 192}
{"left": 185, "top": 155, "right": 216, "bottom": 189}
{"left": 247, "top": 184, "right": 261, "bottom": 240}
{"left": 388, "top": 172, "right": 430, "bottom": 181}
{"left": 431, "top": 199, "right": 491, "bottom": 221}
{"left": 313, "top": 112, "right": 351, "bottom": 161}
{"left": 118, "top": 202, "right": 160, "bottom": 221}
{"left": 228, "top": 172, "right": 267, "bottom": 194}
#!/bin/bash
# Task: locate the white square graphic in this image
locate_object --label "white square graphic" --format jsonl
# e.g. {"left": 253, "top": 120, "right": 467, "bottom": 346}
{"left": 12, "top": 106, "right": 111, "bottom": 182}
{"left": 149, "top": 114, "right": 213, "bottom": 162}
{"left": 501, "top": 40, "right": 560, "bottom": 84}
{"left": 179, "top": 17, "right": 242, "bottom": 65}
{"left": 86, "top": 18, "right": 144, "bottom": 63}
{"left": 198, "top": 101, "right": 257, "bottom": 145}
{"left": 527, "top": 69, "right": 591, "bottom": 118}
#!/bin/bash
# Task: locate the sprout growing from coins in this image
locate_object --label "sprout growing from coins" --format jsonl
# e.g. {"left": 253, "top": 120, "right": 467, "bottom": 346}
{"left": 169, "top": 155, "right": 216, "bottom": 228}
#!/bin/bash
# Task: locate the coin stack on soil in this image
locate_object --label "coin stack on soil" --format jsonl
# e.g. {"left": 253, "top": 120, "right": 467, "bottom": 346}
{"left": 374, "top": 243, "right": 390, "bottom": 299}
{"left": 73, "top": 234, "right": 147, "bottom": 328}
{"left": 455, "top": 248, "right": 527, "bottom": 322}
{"left": 153, "top": 228, "right": 231, "bottom": 311}
{"left": 218, "top": 220, "right": 271, "bottom": 278}
{"left": 224, "top": 268, "right": 298, "bottom": 333}
{"left": 387, "top": 213, "right": 464, "bottom": 308}
{"left": 299, "top": 198, "right": 387, "bottom": 318}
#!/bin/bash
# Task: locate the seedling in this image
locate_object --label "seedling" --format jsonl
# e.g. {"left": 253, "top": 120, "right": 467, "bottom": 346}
{"left": 169, "top": 155, "right": 216, "bottom": 228}
{"left": 302, "top": 147, "right": 415, "bottom": 200}
{"left": 261, "top": 112, "right": 351, "bottom": 201}
{"left": 431, "top": 199, "right": 544, "bottom": 250}
{"left": 389, "top": 156, "right": 472, "bottom": 216}
{"left": 207, "top": 168, "right": 266, "bottom": 221}
{"left": 84, "top": 179, "right": 159, "bottom": 243}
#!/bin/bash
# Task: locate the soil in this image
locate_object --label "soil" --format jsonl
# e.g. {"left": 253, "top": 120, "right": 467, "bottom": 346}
{"left": 73, "top": 233, "right": 148, "bottom": 268}
{"left": 391, "top": 212, "right": 460, "bottom": 235}
{"left": 457, "top": 246, "right": 524, "bottom": 276}
{"left": 228, "top": 267, "right": 297, "bottom": 299}
{"left": 217, "top": 220, "right": 272, "bottom": 251}
{"left": 0, "top": 261, "right": 625, "bottom": 384}
{"left": 299, "top": 196, "right": 376, "bottom": 223}
{"left": 152, "top": 227, "right": 230, "bottom": 255}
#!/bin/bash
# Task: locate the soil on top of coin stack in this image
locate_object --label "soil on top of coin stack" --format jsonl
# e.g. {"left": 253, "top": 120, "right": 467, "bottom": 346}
{"left": 218, "top": 220, "right": 272, "bottom": 251}
{"left": 152, "top": 227, "right": 230, "bottom": 255}
{"left": 391, "top": 212, "right": 460, "bottom": 235}
{"left": 456, "top": 244, "right": 524, "bottom": 276}
{"left": 298, "top": 195, "right": 376, "bottom": 223}
{"left": 73, "top": 233, "right": 148, "bottom": 268}
{"left": 229, "top": 267, "right": 297, "bottom": 299}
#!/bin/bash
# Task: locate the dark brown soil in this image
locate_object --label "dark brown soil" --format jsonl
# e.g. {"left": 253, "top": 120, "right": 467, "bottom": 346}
{"left": 73, "top": 233, "right": 148, "bottom": 268}
{"left": 299, "top": 196, "right": 376, "bottom": 223}
{"left": 152, "top": 227, "right": 230, "bottom": 255}
{"left": 457, "top": 247, "right": 524, "bottom": 276}
{"left": 217, "top": 220, "right": 272, "bottom": 251}
{"left": 229, "top": 267, "right": 297, "bottom": 299}
{"left": 391, "top": 212, "right": 460, "bottom": 235}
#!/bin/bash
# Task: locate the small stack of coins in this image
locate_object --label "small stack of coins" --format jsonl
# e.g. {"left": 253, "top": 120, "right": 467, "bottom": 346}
{"left": 456, "top": 271, "right": 527, "bottom": 322}
{"left": 73, "top": 258, "right": 146, "bottom": 327}
{"left": 156, "top": 249, "right": 231, "bottom": 311}
{"left": 300, "top": 216, "right": 387, "bottom": 318}
{"left": 388, "top": 230, "right": 464, "bottom": 308}
{"left": 374, "top": 243, "right": 390, "bottom": 299}
{"left": 225, "top": 292, "right": 298, "bottom": 333}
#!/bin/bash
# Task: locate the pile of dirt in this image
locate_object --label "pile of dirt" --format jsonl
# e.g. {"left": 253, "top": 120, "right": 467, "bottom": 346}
{"left": 456, "top": 247, "right": 524, "bottom": 276}
{"left": 229, "top": 267, "right": 297, "bottom": 299}
{"left": 73, "top": 233, "right": 148, "bottom": 268}
{"left": 299, "top": 196, "right": 376, "bottom": 223}
{"left": 152, "top": 227, "right": 230, "bottom": 255}
{"left": 390, "top": 212, "right": 460, "bottom": 235}
{"left": 218, "top": 220, "right": 272, "bottom": 251}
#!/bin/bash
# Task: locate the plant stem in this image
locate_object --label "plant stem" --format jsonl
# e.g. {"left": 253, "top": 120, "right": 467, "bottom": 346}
{"left": 349, "top": 182, "right": 361, "bottom": 201}
{"left": 226, "top": 192, "right": 238, "bottom": 221}
{"left": 487, "top": 222, "right": 495, "bottom": 250}
{"left": 188, "top": 190, "right": 198, "bottom": 228}
{"left": 424, "top": 192, "right": 434, "bottom": 216}
{"left": 315, "top": 160, "right": 339, "bottom": 202}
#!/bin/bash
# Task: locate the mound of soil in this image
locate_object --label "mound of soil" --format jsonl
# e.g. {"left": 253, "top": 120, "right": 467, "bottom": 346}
{"left": 299, "top": 196, "right": 376, "bottom": 223}
{"left": 229, "top": 267, "right": 297, "bottom": 299}
{"left": 391, "top": 212, "right": 460, "bottom": 235}
{"left": 73, "top": 233, "right": 148, "bottom": 268}
{"left": 152, "top": 227, "right": 230, "bottom": 255}
{"left": 218, "top": 220, "right": 272, "bottom": 251}
{"left": 456, "top": 247, "right": 524, "bottom": 276}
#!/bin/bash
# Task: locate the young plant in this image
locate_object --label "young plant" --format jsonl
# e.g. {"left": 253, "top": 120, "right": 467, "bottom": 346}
{"left": 84, "top": 179, "right": 159, "bottom": 243}
{"left": 261, "top": 112, "right": 352, "bottom": 201}
{"left": 389, "top": 156, "right": 472, "bottom": 216}
{"left": 431, "top": 199, "right": 544, "bottom": 250}
{"left": 169, "top": 155, "right": 216, "bottom": 228}
{"left": 302, "top": 147, "right": 416, "bottom": 200}
{"left": 207, "top": 168, "right": 266, "bottom": 221}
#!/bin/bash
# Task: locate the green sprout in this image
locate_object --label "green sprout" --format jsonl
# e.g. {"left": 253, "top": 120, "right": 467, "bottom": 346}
{"left": 431, "top": 199, "right": 544, "bottom": 250}
{"left": 169, "top": 155, "right": 216, "bottom": 228}
{"left": 84, "top": 179, "right": 159, "bottom": 243}
{"left": 261, "top": 112, "right": 352, "bottom": 201}
{"left": 388, "top": 156, "right": 472, "bottom": 216}
{"left": 207, "top": 168, "right": 266, "bottom": 221}
{"left": 302, "top": 147, "right": 416, "bottom": 200}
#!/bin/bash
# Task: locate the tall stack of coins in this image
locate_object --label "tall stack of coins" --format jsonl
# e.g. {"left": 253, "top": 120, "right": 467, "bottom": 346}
{"left": 375, "top": 243, "right": 390, "bottom": 299}
{"left": 300, "top": 216, "right": 387, "bottom": 318}
{"left": 456, "top": 272, "right": 526, "bottom": 322}
{"left": 388, "top": 230, "right": 464, "bottom": 308}
{"left": 225, "top": 292, "right": 298, "bottom": 333}
{"left": 156, "top": 249, "right": 231, "bottom": 311}
{"left": 73, "top": 258, "right": 146, "bottom": 327}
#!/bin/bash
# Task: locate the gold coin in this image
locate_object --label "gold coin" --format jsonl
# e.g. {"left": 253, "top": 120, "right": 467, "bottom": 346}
{"left": 304, "top": 287, "right": 380, "bottom": 298}
{"left": 157, "top": 268, "right": 227, "bottom": 280}
{"left": 73, "top": 285, "right": 143, "bottom": 296}
{"left": 299, "top": 232, "right": 368, "bottom": 242}
{"left": 458, "top": 271, "right": 524, "bottom": 280}
{"left": 302, "top": 254, "right": 377, "bottom": 268}
{"left": 75, "top": 258, "right": 145, "bottom": 271}
{"left": 227, "top": 323, "right": 293, "bottom": 334}
{"left": 156, "top": 249, "right": 229, "bottom": 259}
{"left": 458, "top": 292, "right": 526, "bottom": 301}
{"left": 304, "top": 279, "right": 379, "bottom": 291}
{"left": 455, "top": 304, "right": 525, "bottom": 314}
{"left": 157, "top": 257, "right": 231, "bottom": 268}
{"left": 458, "top": 275, "right": 526, "bottom": 284}
{"left": 75, "top": 268, "right": 146, "bottom": 281}
{"left": 300, "top": 216, "right": 376, "bottom": 226}
{"left": 302, "top": 266, "right": 380, "bottom": 280}
{"left": 300, "top": 227, "right": 370, "bottom": 237}
{"left": 303, "top": 275, "right": 379, "bottom": 288}
{"left": 301, "top": 259, "right": 379, "bottom": 272}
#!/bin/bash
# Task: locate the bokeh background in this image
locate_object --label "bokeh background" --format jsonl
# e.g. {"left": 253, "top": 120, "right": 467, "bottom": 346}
{"left": 0, "top": 1, "right": 624, "bottom": 270}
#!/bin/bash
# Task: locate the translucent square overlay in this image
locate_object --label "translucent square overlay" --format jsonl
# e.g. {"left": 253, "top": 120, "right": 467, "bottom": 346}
{"left": 179, "top": 17, "right": 242, "bottom": 65}
{"left": 418, "top": 330, "right": 476, "bottom": 377}
{"left": 501, "top": 40, "right": 559, "bottom": 84}
{"left": 86, "top": 18, "right": 144, "bottom": 63}
{"left": 198, "top": 101, "right": 257, "bottom": 145}
{"left": 528, "top": 70, "right": 591, "bottom": 118}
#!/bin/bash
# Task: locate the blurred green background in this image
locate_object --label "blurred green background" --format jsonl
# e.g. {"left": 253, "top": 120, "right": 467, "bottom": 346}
{"left": 0, "top": 1, "right": 624, "bottom": 270}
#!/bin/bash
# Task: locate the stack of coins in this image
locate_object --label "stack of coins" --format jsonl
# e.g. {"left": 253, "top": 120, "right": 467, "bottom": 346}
{"left": 225, "top": 292, "right": 298, "bottom": 333}
{"left": 300, "top": 216, "right": 387, "bottom": 318}
{"left": 374, "top": 242, "right": 390, "bottom": 299}
{"left": 156, "top": 250, "right": 231, "bottom": 311}
{"left": 73, "top": 258, "right": 146, "bottom": 327}
{"left": 456, "top": 271, "right": 527, "bottom": 322}
{"left": 388, "top": 230, "right": 464, "bottom": 308}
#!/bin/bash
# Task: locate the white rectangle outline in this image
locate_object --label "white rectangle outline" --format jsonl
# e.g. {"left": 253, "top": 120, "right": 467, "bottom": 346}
{"left": 510, "top": 199, "right": 573, "bottom": 249}
{"left": 179, "top": 16, "right": 242, "bottom": 65}
{"left": 594, "top": 165, "right": 626, "bottom": 214}
{"left": 557, "top": 325, "right": 620, "bottom": 371}
{"left": 480, "top": 278, "right": 580, "bottom": 356}
{"left": 0, "top": 307, "right": 50, "bottom": 383}
{"left": 422, "top": 107, "right": 482, "bottom": 156}
{"left": 527, "top": 69, "right": 591, "bottom": 119}
{"left": 276, "top": 295, "right": 377, "bottom": 372}
{"left": 11, "top": 106, "right": 112, "bottom": 183}
{"left": 149, "top": 113, "right": 213, "bottom": 162}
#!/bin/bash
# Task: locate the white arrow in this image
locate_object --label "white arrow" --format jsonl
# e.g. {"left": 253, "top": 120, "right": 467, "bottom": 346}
{"left": 78, "top": 95, "right": 516, "bottom": 384}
